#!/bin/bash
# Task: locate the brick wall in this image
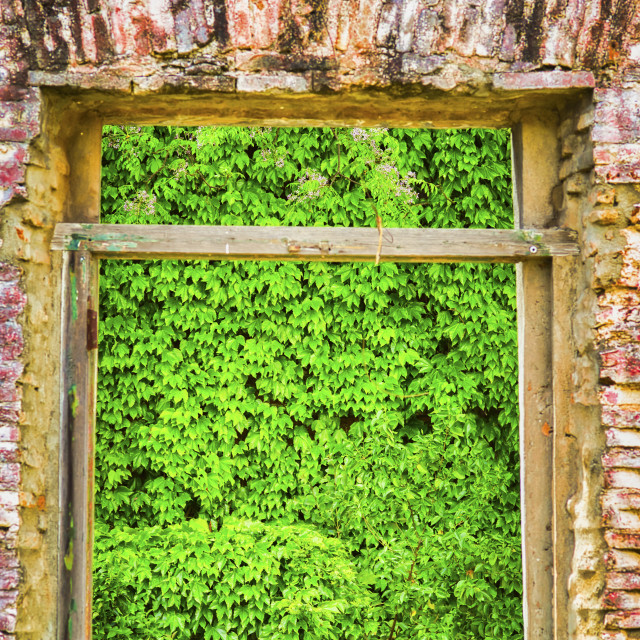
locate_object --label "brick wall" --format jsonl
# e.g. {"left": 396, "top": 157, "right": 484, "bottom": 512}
{"left": 593, "top": 80, "right": 640, "bottom": 638}
{"left": 0, "top": 1, "right": 639, "bottom": 638}
{"left": 0, "top": 1, "right": 40, "bottom": 632}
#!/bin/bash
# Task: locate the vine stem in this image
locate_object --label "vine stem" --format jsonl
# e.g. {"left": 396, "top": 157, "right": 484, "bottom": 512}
{"left": 387, "top": 614, "right": 398, "bottom": 640}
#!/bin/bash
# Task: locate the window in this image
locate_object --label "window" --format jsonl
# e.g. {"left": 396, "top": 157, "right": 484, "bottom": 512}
{"left": 54, "top": 110, "right": 575, "bottom": 640}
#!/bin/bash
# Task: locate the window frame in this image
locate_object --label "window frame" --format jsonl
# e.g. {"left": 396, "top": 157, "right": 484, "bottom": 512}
{"left": 55, "top": 114, "right": 572, "bottom": 640}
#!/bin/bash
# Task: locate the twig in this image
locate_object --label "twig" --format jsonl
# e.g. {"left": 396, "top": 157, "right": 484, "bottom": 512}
{"left": 375, "top": 213, "right": 383, "bottom": 265}
{"left": 387, "top": 614, "right": 398, "bottom": 640}
{"left": 362, "top": 513, "right": 389, "bottom": 549}
{"left": 331, "top": 128, "right": 342, "bottom": 176}
{"left": 407, "top": 540, "right": 423, "bottom": 584}
{"left": 371, "top": 202, "right": 383, "bottom": 265}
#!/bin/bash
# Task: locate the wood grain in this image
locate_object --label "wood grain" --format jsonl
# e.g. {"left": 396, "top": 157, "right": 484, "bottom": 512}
{"left": 513, "top": 117, "right": 555, "bottom": 640}
{"left": 59, "top": 250, "right": 99, "bottom": 640}
{"left": 52, "top": 223, "right": 578, "bottom": 262}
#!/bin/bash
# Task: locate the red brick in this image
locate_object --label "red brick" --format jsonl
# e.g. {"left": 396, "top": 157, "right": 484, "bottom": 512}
{"left": 0, "top": 266, "right": 21, "bottom": 284}
{"left": 0, "top": 601, "right": 16, "bottom": 633}
{"left": 606, "top": 532, "right": 640, "bottom": 550}
{"left": 605, "top": 469, "right": 640, "bottom": 490}
{"left": 604, "top": 590, "right": 640, "bottom": 610}
{"left": 1, "top": 3, "right": 640, "bottom": 637}
{"left": 596, "top": 163, "right": 640, "bottom": 184}
{"left": 601, "top": 387, "right": 640, "bottom": 408}
{"left": 604, "top": 509, "right": 640, "bottom": 530}
{"left": 0, "top": 552, "right": 17, "bottom": 574}
{"left": 0, "top": 507, "right": 18, "bottom": 529}
{"left": 607, "top": 430, "right": 640, "bottom": 448}
{"left": 0, "top": 407, "right": 19, "bottom": 427}
{"left": 608, "top": 572, "right": 640, "bottom": 590}
{"left": 0, "top": 127, "right": 30, "bottom": 143}
{"left": 0, "top": 590, "right": 18, "bottom": 632}
{"left": 0, "top": 465, "right": 19, "bottom": 492}
{"left": 413, "top": 8, "right": 439, "bottom": 55}
{"left": 620, "top": 229, "right": 640, "bottom": 287}
{"left": 493, "top": 70, "right": 595, "bottom": 91}
{"left": 350, "top": 0, "right": 384, "bottom": 50}
{"left": 598, "top": 291, "right": 640, "bottom": 335}
{"left": 397, "top": 0, "right": 421, "bottom": 52}
{"left": 0, "top": 323, "right": 22, "bottom": 361}
{"left": 0, "top": 427, "right": 18, "bottom": 444}
{"left": 603, "top": 449, "right": 640, "bottom": 469}
{"left": 237, "top": 74, "right": 309, "bottom": 93}
{"left": 606, "top": 549, "right": 640, "bottom": 572}
{"left": 594, "top": 88, "right": 640, "bottom": 144}
{"left": 0, "top": 569, "right": 18, "bottom": 592}
{"left": 602, "top": 407, "right": 640, "bottom": 430}
{"left": 0, "top": 85, "right": 30, "bottom": 101}
{"left": 602, "top": 348, "right": 640, "bottom": 384}
{"left": 0, "top": 492, "right": 18, "bottom": 509}
{"left": 401, "top": 54, "right": 444, "bottom": 75}
{"left": 606, "top": 609, "right": 640, "bottom": 630}
{"left": 0, "top": 100, "right": 39, "bottom": 133}
{"left": 0, "top": 284, "right": 25, "bottom": 323}
{"left": 0, "top": 386, "right": 18, "bottom": 405}
{"left": 603, "top": 488, "right": 640, "bottom": 510}
{"left": 602, "top": 488, "right": 640, "bottom": 529}
{"left": 226, "top": 0, "right": 283, "bottom": 50}
{"left": 594, "top": 144, "right": 640, "bottom": 166}
{"left": 0, "top": 445, "right": 17, "bottom": 465}
{"left": 0, "top": 364, "right": 22, "bottom": 387}
{"left": 0, "top": 143, "right": 27, "bottom": 199}
{"left": 598, "top": 323, "right": 640, "bottom": 346}
{"left": 0, "top": 529, "right": 18, "bottom": 552}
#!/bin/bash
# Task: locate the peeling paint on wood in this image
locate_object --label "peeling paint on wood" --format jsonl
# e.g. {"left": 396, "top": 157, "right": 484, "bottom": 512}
{"left": 50, "top": 223, "right": 579, "bottom": 262}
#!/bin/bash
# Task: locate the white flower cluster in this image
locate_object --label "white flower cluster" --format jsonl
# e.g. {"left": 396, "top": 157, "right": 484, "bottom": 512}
{"left": 376, "top": 164, "right": 417, "bottom": 203}
{"left": 122, "top": 189, "right": 157, "bottom": 217}
{"left": 287, "top": 170, "right": 329, "bottom": 202}
{"left": 172, "top": 161, "right": 189, "bottom": 180}
{"left": 249, "top": 126, "right": 273, "bottom": 140}
{"left": 106, "top": 126, "right": 143, "bottom": 151}
{"left": 259, "top": 148, "right": 285, "bottom": 168}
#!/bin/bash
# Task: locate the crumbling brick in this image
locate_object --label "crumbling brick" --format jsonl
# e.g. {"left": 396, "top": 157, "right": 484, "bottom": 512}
{"left": 0, "top": 1, "right": 639, "bottom": 637}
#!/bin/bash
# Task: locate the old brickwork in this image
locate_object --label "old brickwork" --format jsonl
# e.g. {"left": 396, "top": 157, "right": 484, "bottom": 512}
{"left": 0, "top": 0, "right": 639, "bottom": 638}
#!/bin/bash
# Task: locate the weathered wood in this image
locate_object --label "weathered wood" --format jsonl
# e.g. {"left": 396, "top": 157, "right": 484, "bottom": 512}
{"left": 51, "top": 223, "right": 578, "bottom": 262}
{"left": 513, "top": 116, "right": 555, "bottom": 640}
{"left": 551, "top": 254, "right": 580, "bottom": 640}
{"left": 59, "top": 250, "right": 99, "bottom": 640}
{"left": 58, "top": 251, "right": 72, "bottom": 640}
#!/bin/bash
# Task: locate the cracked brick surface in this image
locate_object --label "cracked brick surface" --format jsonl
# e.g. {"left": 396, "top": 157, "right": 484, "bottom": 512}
{"left": 0, "top": 1, "right": 639, "bottom": 638}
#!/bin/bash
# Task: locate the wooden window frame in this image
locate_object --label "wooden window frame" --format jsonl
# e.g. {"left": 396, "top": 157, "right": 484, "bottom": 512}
{"left": 54, "top": 116, "right": 574, "bottom": 640}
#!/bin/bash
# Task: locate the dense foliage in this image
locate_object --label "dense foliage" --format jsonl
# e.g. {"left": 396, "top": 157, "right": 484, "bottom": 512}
{"left": 95, "top": 126, "right": 521, "bottom": 639}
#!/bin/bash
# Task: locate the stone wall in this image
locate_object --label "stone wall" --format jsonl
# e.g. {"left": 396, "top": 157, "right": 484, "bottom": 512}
{"left": 0, "top": 1, "right": 639, "bottom": 638}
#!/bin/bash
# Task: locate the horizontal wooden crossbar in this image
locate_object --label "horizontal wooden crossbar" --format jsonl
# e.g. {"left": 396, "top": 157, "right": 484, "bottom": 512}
{"left": 51, "top": 223, "right": 578, "bottom": 262}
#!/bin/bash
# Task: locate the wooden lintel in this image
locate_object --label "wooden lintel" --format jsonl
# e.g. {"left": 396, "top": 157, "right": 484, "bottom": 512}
{"left": 51, "top": 224, "right": 578, "bottom": 262}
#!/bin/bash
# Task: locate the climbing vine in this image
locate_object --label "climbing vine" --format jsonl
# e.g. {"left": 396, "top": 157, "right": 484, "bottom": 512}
{"left": 95, "top": 125, "right": 521, "bottom": 639}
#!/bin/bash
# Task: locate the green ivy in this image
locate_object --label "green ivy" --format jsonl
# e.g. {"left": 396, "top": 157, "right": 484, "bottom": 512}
{"left": 95, "top": 126, "right": 521, "bottom": 639}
